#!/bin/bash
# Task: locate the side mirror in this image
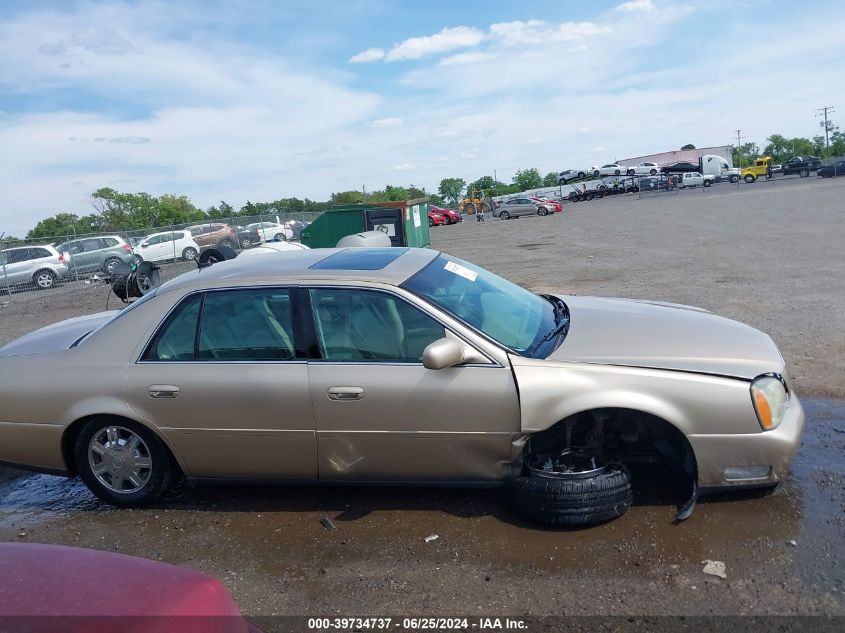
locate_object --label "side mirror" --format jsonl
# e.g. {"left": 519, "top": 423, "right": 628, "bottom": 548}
{"left": 422, "top": 337, "right": 465, "bottom": 370}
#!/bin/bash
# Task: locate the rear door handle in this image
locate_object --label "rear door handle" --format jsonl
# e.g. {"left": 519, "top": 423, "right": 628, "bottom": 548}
{"left": 327, "top": 386, "right": 364, "bottom": 401}
{"left": 148, "top": 385, "right": 180, "bottom": 399}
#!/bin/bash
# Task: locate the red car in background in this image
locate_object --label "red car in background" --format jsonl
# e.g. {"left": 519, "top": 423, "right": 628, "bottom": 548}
{"left": 427, "top": 209, "right": 448, "bottom": 227}
{"left": 531, "top": 197, "right": 563, "bottom": 213}
{"left": 429, "top": 205, "right": 462, "bottom": 224}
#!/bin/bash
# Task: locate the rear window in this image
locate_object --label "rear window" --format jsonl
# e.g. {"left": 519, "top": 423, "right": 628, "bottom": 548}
{"left": 30, "top": 248, "right": 52, "bottom": 259}
{"left": 103, "top": 237, "right": 119, "bottom": 247}
{"left": 310, "top": 248, "right": 407, "bottom": 271}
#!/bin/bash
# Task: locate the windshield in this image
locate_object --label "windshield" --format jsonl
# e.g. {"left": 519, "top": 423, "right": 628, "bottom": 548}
{"left": 402, "top": 254, "right": 562, "bottom": 357}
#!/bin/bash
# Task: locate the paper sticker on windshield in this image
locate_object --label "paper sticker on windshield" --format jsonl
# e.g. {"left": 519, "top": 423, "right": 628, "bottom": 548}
{"left": 444, "top": 260, "right": 477, "bottom": 282}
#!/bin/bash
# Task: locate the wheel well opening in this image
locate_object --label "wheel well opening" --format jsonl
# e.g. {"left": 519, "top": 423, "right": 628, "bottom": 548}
{"left": 61, "top": 415, "right": 181, "bottom": 478}
{"left": 523, "top": 408, "right": 698, "bottom": 495}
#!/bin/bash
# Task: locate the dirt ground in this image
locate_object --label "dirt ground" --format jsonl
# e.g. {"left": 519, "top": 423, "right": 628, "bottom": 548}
{"left": 1, "top": 176, "right": 844, "bottom": 620}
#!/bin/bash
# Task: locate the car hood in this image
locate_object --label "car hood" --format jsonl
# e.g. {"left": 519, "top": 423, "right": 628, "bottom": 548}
{"left": 0, "top": 310, "right": 118, "bottom": 358}
{"left": 547, "top": 296, "right": 783, "bottom": 379}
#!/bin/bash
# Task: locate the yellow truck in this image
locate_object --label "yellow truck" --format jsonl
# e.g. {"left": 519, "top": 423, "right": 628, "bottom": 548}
{"left": 741, "top": 156, "right": 774, "bottom": 183}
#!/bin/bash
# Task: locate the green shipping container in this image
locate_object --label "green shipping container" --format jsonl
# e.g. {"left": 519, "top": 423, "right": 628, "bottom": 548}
{"left": 301, "top": 198, "right": 430, "bottom": 249}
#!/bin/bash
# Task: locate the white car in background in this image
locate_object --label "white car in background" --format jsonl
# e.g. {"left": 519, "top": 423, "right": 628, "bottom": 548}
{"left": 628, "top": 162, "right": 662, "bottom": 176}
{"left": 593, "top": 163, "right": 627, "bottom": 176}
{"left": 134, "top": 230, "right": 201, "bottom": 263}
{"left": 246, "top": 222, "right": 294, "bottom": 242}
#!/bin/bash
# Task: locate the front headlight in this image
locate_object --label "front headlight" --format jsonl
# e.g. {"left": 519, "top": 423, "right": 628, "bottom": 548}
{"left": 750, "top": 374, "right": 789, "bottom": 431}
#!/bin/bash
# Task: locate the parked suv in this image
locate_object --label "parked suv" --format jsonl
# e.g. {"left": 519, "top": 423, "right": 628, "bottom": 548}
{"left": 186, "top": 224, "right": 239, "bottom": 251}
{"left": 0, "top": 245, "right": 69, "bottom": 290}
{"left": 54, "top": 236, "right": 134, "bottom": 275}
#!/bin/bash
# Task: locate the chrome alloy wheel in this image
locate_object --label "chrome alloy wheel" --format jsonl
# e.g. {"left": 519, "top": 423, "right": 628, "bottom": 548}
{"left": 88, "top": 426, "right": 153, "bottom": 493}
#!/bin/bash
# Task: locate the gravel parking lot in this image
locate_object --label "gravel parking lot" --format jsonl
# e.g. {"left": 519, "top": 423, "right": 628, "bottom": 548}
{"left": 1, "top": 176, "right": 844, "bottom": 620}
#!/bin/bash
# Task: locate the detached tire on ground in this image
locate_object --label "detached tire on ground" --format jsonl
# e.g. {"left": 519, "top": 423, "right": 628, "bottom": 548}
{"left": 503, "top": 464, "right": 633, "bottom": 526}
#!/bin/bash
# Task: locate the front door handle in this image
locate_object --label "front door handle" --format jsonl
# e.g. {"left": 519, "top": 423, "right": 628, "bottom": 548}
{"left": 148, "top": 385, "right": 180, "bottom": 399}
{"left": 327, "top": 386, "right": 364, "bottom": 401}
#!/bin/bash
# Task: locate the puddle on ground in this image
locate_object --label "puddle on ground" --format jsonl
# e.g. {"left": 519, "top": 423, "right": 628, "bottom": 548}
{"left": 1, "top": 399, "right": 843, "bottom": 588}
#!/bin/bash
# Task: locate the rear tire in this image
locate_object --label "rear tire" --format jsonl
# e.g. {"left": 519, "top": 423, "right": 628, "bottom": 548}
{"left": 503, "top": 464, "right": 632, "bottom": 526}
{"left": 182, "top": 247, "right": 198, "bottom": 261}
{"left": 74, "top": 418, "right": 173, "bottom": 507}
{"left": 33, "top": 269, "right": 57, "bottom": 290}
{"left": 799, "top": 168, "right": 809, "bottom": 178}
{"left": 103, "top": 258, "right": 122, "bottom": 274}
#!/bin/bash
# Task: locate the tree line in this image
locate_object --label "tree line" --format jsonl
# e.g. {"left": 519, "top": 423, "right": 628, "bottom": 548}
{"left": 7, "top": 125, "right": 842, "bottom": 244}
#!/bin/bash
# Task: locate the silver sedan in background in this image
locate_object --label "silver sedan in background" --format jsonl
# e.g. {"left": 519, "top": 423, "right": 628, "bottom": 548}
{"left": 493, "top": 197, "right": 553, "bottom": 220}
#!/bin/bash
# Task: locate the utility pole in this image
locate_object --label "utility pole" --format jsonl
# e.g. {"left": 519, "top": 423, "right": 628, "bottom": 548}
{"left": 816, "top": 105, "right": 835, "bottom": 162}
{"left": 735, "top": 129, "right": 744, "bottom": 167}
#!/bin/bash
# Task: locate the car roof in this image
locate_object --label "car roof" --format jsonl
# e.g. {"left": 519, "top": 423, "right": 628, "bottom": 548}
{"left": 156, "top": 247, "right": 441, "bottom": 294}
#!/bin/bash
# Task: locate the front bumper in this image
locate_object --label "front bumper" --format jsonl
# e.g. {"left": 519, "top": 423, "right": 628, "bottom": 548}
{"left": 688, "top": 393, "right": 805, "bottom": 493}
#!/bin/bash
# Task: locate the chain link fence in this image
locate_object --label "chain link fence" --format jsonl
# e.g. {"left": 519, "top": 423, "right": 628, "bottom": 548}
{"left": 0, "top": 211, "right": 323, "bottom": 305}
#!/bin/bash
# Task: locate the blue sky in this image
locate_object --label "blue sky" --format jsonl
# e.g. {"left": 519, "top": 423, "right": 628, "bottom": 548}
{"left": 1, "top": 0, "right": 844, "bottom": 235}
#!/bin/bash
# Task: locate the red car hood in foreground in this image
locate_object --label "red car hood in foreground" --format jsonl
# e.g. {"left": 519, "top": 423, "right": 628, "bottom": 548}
{"left": 0, "top": 543, "right": 260, "bottom": 633}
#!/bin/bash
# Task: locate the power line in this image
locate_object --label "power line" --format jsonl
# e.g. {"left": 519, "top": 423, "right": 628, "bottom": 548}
{"left": 816, "top": 105, "right": 836, "bottom": 161}
{"left": 735, "top": 129, "right": 744, "bottom": 167}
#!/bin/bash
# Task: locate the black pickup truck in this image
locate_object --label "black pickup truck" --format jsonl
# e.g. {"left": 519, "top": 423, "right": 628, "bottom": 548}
{"left": 782, "top": 155, "right": 821, "bottom": 177}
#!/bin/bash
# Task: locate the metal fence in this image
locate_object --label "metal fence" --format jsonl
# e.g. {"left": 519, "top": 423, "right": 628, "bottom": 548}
{"left": 0, "top": 211, "right": 323, "bottom": 301}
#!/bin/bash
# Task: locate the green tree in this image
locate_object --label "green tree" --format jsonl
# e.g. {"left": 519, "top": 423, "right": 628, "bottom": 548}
{"left": 437, "top": 178, "right": 466, "bottom": 207}
{"left": 542, "top": 171, "right": 559, "bottom": 187}
{"left": 467, "top": 176, "right": 506, "bottom": 197}
{"left": 427, "top": 193, "right": 445, "bottom": 206}
{"left": 732, "top": 142, "right": 760, "bottom": 168}
{"left": 681, "top": 144, "right": 696, "bottom": 150}
{"left": 407, "top": 185, "right": 426, "bottom": 200}
{"left": 512, "top": 168, "right": 542, "bottom": 191}
{"left": 331, "top": 191, "right": 365, "bottom": 205}
{"left": 27, "top": 213, "right": 83, "bottom": 239}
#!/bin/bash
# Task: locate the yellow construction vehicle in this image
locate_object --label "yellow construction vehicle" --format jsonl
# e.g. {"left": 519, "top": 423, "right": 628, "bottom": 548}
{"left": 458, "top": 189, "right": 492, "bottom": 215}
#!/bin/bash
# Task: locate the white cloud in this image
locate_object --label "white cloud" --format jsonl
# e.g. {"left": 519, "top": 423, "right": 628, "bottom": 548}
{"left": 439, "top": 52, "right": 495, "bottom": 67}
{"left": 489, "top": 20, "right": 611, "bottom": 46}
{"left": 617, "top": 0, "right": 657, "bottom": 12}
{"left": 349, "top": 47, "right": 385, "bottom": 63}
{"left": 394, "top": 163, "right": 415, "bottom": 171}
{"left": 367, "top": 117, "right": 403, "bottom": 128}
{"left": 385, "top": 26, "right": 485, "bottom": 62}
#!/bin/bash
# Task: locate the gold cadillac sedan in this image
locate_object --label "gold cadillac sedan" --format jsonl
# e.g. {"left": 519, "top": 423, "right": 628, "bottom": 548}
{"left": 0, "top": 247, "right": 804, "bottom": 525}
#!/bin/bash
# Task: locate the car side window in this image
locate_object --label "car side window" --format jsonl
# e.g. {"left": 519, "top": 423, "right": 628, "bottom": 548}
{"left": 31, "top": 248, "right": 51, "bottom": 259}
{"left": 309, "top": 288, "right": 445, "bottom": 363}
{"left": 198, "top": 289, "right": 296, "bottom": 360}
{"left": 144, "top": 294, "right": 202, "bottom": 361}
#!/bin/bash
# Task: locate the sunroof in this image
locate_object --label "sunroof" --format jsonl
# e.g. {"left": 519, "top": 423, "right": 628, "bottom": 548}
{"left": 310, "top": 248, "right": 407, "bottom": 270}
